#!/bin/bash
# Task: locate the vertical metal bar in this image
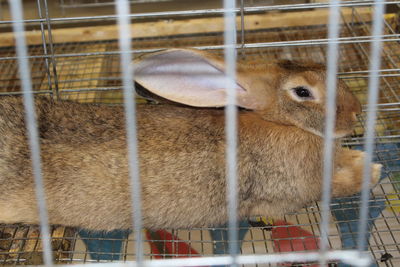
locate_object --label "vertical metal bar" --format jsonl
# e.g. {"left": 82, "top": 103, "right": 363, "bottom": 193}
{"left": 41, "top": 0, "right": 60, "bottom": 99}
{"left": 115, "top": 0, "right": 143, "bottom": 264}
{"left": 319, "top": 0, "right": 341, "bottom": 265}
{"left": 224, "top": 0, "right": 238, "bottom": 266}
{"left": 239, "top": 0, "right": 245, "bottom": 59}
{"left": 357, "top": 0, "right": 385, "bottom": 253}
{"left": 36, "top": 0, "right": 54, "bottom": 97}
{"left": 8, "top": 0, "right": 53, "bottom": 266}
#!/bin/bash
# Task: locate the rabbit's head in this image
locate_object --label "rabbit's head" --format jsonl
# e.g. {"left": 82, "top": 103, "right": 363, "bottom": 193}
{"left": 261, "top": 60, "right": 362, "bottom": 137}
{"left": 134, "top": 49, "right": 361, "bottom": 137}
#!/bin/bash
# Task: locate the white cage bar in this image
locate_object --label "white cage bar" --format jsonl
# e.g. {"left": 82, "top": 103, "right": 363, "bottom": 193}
{"left": 319, "top": 0, "right": 341, "bottom": 266}
{"left": 8, "top": 0, "right": 53, "bottom": 265}
{"left": 115, "top": 0, "right": 143, "bottom": 264}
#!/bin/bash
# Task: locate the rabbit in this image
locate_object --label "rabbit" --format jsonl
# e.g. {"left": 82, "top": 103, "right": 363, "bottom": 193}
{"left": 0, "top": 49, "right": 381, "bottom": 231}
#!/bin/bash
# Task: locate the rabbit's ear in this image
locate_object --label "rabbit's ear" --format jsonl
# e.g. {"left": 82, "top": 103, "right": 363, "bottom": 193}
{"left": 133, "top": 49, "right": 263, "bottom": 109}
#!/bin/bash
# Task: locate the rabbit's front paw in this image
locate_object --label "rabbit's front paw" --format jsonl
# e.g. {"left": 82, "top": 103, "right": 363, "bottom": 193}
{"left": 371, "top": 162, "right": 382, "bottom": 187}
{"left": 351, "top": 150, "right": 382, "bottom": 187}
{"left": 332, "top": 150, "right": 382, "bottom": 197}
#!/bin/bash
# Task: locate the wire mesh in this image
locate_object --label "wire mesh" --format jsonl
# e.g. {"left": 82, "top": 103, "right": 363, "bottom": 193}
{"left": 0, "top": 1, "right": 399, "bottom": 266}
{"left": 57, "top": 0, "right": 310, "bottom": 10}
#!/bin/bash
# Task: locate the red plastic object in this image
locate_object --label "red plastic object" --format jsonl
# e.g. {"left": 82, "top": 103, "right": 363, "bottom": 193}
{"left": 146, "top": 229, "right": 201, "bottom": 259}
{"left": 272, "top": 220, "right": 320, "bottom": 266}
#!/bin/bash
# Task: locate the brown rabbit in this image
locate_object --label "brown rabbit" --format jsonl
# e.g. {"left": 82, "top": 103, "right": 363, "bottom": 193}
{"left": 0, "top": 49, "right": 381, "bottom": 231}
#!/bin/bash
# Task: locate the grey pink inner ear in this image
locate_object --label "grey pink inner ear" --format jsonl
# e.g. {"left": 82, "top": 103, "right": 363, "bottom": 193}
{"left": 135, "top": 82, "right": 190, "bottom": 107}
{"left": 133, "top": 49, "right": 262, "bottom": 109}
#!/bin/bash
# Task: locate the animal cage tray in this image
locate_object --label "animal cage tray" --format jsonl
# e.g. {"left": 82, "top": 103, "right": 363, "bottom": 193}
{"left": 0, "top": 7, "right": 399, "bottom": 267}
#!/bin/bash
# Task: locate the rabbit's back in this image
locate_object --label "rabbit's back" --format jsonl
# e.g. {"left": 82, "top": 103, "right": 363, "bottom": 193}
{"left": 0, "top": 97, "right": 231, "bottom": 229}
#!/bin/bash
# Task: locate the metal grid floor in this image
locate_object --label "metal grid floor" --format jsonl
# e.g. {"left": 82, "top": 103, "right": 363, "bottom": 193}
{"left": 0, "top": 6, "right": 399, "bottom": 267}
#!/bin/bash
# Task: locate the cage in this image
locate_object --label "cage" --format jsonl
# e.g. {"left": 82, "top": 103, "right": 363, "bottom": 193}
{"left": 0, "top": 0, "right": 399, "bottom": 266}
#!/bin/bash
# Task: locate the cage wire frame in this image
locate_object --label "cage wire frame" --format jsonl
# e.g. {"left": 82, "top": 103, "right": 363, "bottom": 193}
{"left": 59, "top": 0, "right": 176, "bottom": 9}
{"left": 1, "top": 0, "right": 399, "bottom": 266}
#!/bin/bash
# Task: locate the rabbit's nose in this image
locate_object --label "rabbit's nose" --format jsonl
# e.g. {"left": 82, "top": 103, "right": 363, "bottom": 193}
{"left": 351, "top": 112, "right": 358, "bottom": 121}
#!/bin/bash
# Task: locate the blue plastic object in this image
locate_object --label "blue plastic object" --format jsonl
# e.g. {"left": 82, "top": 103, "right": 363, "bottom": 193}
{"left": 333, "top": 143, "right": 400, "bottom": 267}
{"left": 78, "top": 229, "right": 130, "bottom": 261}
{"left": 209, "top": 220, "right": 251, "bottom": 255}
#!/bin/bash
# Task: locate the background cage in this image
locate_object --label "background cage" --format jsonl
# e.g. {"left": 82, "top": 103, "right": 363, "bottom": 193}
{"left": 0, "top": 0, "right": 399, "bottom": 266}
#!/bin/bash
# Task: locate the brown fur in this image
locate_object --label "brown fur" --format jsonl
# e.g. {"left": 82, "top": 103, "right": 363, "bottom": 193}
{"left": 0, "top": 53, "right": 380, "bottom": 231}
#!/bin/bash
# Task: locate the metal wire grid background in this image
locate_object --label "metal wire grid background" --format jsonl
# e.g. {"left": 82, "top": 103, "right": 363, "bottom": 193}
{"left": 59, "top": 0, "right": 174, "bottom": 8}
{"left": 57, "top": 0, "right": 311, "bottom": 9}
{"left": 0, "top": 0, "right": 399, "bottom": 266}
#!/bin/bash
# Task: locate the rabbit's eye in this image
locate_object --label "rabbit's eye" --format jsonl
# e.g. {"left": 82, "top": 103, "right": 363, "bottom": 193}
{"left": 293, "top": 86, "right": 313, "bottom": 99}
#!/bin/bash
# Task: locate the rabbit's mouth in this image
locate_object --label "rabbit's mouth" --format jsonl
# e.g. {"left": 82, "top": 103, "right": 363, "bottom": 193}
{"left": 335, "top": 115, "right": 359, "bottom": 138}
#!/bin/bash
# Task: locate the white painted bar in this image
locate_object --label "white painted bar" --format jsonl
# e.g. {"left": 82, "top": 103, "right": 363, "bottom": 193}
{"left": 115, "top": 0, "right": 143, "bottom": 263}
